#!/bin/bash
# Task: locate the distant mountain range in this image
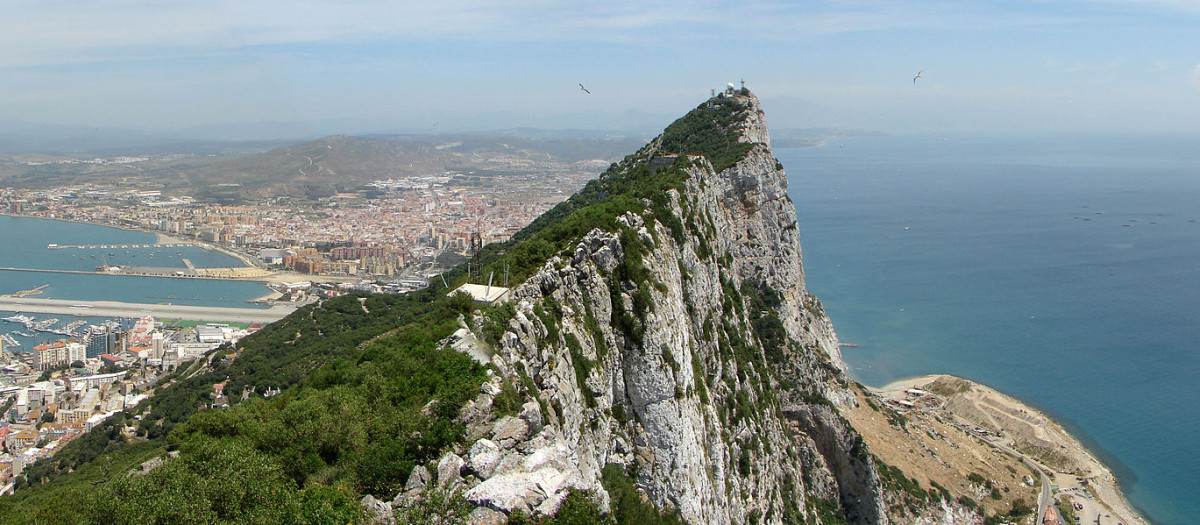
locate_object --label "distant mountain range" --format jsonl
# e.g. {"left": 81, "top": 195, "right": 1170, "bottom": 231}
{"left": 0, "top": 113, "right": 875, "bottom": 203}
{"left": 0, "top": 128, "right": 652, "bottom": 203}
{"left": 0, "top": 93, "right": 879, "bottom": 156}
{"left": 0, "top": 119, "right": 653, "bottom": 157}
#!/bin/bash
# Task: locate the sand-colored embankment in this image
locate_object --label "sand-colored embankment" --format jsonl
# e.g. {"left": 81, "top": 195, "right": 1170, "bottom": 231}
{"left": 859, "top": 375, "right": 1146, "bottom": 525}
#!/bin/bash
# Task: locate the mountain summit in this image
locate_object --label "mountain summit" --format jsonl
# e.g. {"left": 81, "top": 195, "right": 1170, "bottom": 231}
{"left": 419, "top": 88, "right": 888, "bottom": 523}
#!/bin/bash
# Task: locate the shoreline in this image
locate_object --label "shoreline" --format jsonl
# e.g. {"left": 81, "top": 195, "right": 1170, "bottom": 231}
{"left": 867, "top": 374, "right": 1149, "bottom": 525}
{"left": 0, "top": 211, "right": 262, "bottom": 269}
{"left": 0, "top": 213, "right": 364, "bottom": 285}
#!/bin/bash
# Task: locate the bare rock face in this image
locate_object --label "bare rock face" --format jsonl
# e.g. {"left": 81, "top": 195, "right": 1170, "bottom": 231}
{"left": 518, "top": 401, "right": 543, "bottom": 433}
{"left": 438, "top": 453, "right": 465, "bottom": 489}
{"left": 361, "top": 494, "right": 396, "bottom": 525}
{"left": 405, "top": 465, "right": 432, "bottom": 493}
{"left": 467, "top": 507, "right": 509, "bottom": 525}
{"left": 464, "top": 467, "right": 568, "bottom": 515}
{"left": 492, "top": 416, "right": 531, "bottom": 449}
{"left": 407, "top": 92, "right": 892, "bottom": 524}
{"left": 468, "top": 439, "right": 503, "bottom": 480}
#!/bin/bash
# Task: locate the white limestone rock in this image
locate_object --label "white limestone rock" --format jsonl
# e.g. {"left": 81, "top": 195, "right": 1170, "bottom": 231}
{"left": 360, "top": 494, "right": 395, "bottom": 525}
{"left": 467, "top": 506, "right": 510, "bottom": 525}
{"left": 467, "top": 439, "right": 502, "bottom": 480}
{"left": 518, "top": 401, "right": 544, "bottom": 433}
{"left": 492, "top": 416, "right": 531, "bottom": 449}
{"left": 404, "top": 464, "right": 431, "bottom": 493}
{"left": 463, "top": 467, "right": 568, "bottom": 514}
{"left": 437, "top": 453, "right": 465, "bottom": 488}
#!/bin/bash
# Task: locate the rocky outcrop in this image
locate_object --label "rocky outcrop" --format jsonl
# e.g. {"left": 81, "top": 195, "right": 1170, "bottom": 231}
{"left": 389, "top": 91, "right": 897, "bottom": 524}
{"left": 361, "top": 494, "right": 396, "bottom": 525}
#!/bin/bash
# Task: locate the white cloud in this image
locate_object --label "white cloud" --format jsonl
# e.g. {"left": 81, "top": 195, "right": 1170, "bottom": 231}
{"left": 0, "top": 0, "right": 1097, "bottom": 69}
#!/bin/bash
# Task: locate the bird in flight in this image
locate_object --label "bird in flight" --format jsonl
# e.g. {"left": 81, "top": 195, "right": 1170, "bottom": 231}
{"left": 579, "top": 83, "right": 590, "bottom": 94}
{"left": 913, "top": 70, "right": 923, "bottom": 84}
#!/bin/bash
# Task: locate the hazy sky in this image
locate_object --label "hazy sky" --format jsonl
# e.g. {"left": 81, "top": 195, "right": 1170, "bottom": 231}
{"left": 4, "top": 0, "right": 1200, "bottom": 134}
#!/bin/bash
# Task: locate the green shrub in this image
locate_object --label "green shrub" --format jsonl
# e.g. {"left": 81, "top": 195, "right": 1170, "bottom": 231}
{"left": 493, "top": 379, "right": 523, "bottom": 417}
{"left": 510, "top": 491, "right": 616, "bottom": 525}
{"left": 600, "top": 464, "right": 682, "bottom": 525}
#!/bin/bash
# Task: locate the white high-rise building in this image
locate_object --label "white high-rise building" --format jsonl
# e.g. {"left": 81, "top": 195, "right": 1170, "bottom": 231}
{"left": 151, "top": 332, "right": 165, "bottom": 359}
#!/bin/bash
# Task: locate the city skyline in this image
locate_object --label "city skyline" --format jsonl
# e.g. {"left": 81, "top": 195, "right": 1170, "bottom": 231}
{"left": 3, "top": 1, "right": 1200, "bottom": 135}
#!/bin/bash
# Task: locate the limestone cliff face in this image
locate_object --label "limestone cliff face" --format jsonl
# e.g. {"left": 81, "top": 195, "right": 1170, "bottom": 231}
{"left": 410, "top": 92, "right": 891, "bottom": 525}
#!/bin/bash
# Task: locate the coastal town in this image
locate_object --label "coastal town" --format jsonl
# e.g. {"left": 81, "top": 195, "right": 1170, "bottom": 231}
{"left": 0, "top": 152, "right": 608, "bottom": 284}
{"left": 0, "top": 313, "right": 259, "bottom": 494}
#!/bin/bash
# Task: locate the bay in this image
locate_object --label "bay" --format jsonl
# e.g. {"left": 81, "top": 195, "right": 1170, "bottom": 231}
{"left": 0, "top": 215, "right": 272, "bottom": 308}
{"left": 781, "top": 133, "right": 1200, "bottom": 525}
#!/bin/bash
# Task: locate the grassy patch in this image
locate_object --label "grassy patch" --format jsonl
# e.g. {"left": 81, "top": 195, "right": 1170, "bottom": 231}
{"left": 600, "top": 464, "right": 682, "bottom": 525}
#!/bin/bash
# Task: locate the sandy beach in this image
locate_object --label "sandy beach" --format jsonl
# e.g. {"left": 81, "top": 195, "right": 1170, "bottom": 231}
{"left": 863, "top": 375, "right": 1147, "bottom": 525}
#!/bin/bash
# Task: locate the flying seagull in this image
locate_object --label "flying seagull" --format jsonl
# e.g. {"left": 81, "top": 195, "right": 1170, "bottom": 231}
{"left": 913, "top": 70, "right": 923, "bottom": 84}
{"left": 579, "top": 83, "right": 590, "bottom": 94}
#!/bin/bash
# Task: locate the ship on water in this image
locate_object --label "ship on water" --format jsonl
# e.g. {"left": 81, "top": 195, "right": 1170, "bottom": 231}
{"left": 30, "top": 318, "right": 59, "bottom": 331}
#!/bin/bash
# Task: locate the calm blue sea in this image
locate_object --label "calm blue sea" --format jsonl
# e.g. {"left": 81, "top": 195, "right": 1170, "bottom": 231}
{"left": 0, "top": 216, "right": 271, "bottom": 350}
{"left": 780, "top": 134, "right": 1200, "bottom": 525}
{"left": 0, "top": 217, "right": 272, "bottom": 351}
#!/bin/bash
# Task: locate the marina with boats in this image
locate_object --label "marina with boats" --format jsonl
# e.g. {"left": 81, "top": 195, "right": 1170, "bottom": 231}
{"left": 0, "top": 312, "right": 121, "bottom": 355}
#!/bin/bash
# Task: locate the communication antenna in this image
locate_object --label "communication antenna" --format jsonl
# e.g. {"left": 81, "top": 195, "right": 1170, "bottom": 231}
{"left": 469, "top": 226, "right": 483, "bottom": 284}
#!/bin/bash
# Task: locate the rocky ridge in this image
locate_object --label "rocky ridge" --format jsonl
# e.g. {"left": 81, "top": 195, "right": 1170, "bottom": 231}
{"left": 379, "top": 92, "right": 973, "bottom": 524}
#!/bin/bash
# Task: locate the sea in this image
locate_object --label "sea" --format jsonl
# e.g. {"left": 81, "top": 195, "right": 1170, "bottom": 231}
{"left": 780, "top": 133, "right": 1200, "bottom": 525}
{"left": 0, "top": 215, "right": 271, "bottom": 351}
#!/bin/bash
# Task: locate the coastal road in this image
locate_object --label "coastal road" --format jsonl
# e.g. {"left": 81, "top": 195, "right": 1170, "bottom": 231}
{"left": 0, "top": 296, "right": 298, "bottom": 324}
{"left": 980, "top": 436, "right": 1053, "bottom": 523}
{"left": 1036, "top": 463, "right": 1051, "bottom": 523}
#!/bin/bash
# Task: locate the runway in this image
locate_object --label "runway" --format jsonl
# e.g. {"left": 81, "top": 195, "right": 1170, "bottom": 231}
{"left": 0, "top": 296, "right": 298, "bottom": 324}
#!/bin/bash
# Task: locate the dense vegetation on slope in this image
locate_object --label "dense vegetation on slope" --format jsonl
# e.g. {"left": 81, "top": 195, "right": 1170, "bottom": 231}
{"left": 12, "top": 292, "right": 439, "bottom": 486}
{"left": 510, "top": 96, "right": 751, "bottom": 247}
{"left": 468, "top": 95, "right": 754, "bottom": 291}
{"left": 1, "top": 291, "right": 481, "bottom": 523}
{"left": 3, "top": 94, "right": 763, "bottom": 524}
